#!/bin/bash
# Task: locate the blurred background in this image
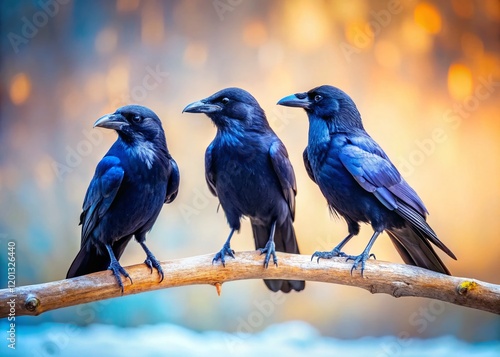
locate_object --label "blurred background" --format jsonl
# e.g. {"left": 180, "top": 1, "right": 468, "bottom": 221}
{"left": 1, "top": 0, "right": 499, "bottom": 355}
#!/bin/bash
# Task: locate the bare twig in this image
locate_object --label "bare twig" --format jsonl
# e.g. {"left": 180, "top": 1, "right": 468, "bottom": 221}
{"left": 1, "top": 251, "right": 498, "bottom": 317}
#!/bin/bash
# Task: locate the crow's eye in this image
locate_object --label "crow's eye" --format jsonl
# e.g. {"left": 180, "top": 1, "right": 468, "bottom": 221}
{"left": 314, "top": 95, "right": 323, "bottom": 102}
{"left": 221, "top": 98, "right": 229, "bottom": 105}
{"left": 132, "top": 115, "right": 143, "bottom": 123}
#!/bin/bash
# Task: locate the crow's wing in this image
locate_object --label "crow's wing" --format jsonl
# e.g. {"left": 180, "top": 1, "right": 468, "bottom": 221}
{"left": 339, "top": 134, "right": 427, "bottom": 215}
{"left": 338, "top": 134, "right": 455, "bottom": 258}
{"left": 80, "top": 156, "right": 124, "bottom": 246}
{"left": 302, "top": 148, "right": 317, "bottom": 184}
{"left": 204, "top": 142, "right": 217, "bottom": 196}
{"left": 165, "top": 157, "right": 180, "bottom": 203}
{"left": 269, "top": 140, "right": 297, "bottom": 220}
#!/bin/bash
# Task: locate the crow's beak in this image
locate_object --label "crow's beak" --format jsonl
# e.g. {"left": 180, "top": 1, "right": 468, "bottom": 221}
{"left": 182, "top": 100, "right": 221, "bottom": 114}
{"left": 277, "top": 93, "right": 311, "bottom": 109}
{"left": 94, "top": 113, "right": 129, "bottom": 130}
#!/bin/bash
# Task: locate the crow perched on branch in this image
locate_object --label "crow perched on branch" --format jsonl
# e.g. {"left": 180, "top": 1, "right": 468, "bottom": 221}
{"left": 67, "top": 105, "right": 180, "bottom": 292}
{"left": 183, "top": 87, "right": 305, "bottom": 292}
{"left": 278, "top": 85, "right": 456, "bottom": 275}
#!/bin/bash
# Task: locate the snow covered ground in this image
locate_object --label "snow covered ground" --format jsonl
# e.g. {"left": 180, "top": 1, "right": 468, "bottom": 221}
{"left": 3, "top": 321, "right": 499, "bottom": 357}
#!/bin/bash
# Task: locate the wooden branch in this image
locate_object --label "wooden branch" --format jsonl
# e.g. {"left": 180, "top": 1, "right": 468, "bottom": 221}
{"left": 1, "top": 251, "right": 498, "bottom": 317}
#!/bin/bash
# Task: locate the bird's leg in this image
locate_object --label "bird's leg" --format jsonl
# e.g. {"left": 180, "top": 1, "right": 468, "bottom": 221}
{"left": 139, "top": 242, "right": 164, "bottom": 283}
{"left": 346, "top": 231, "right": 380, "bottom": 277}
{"left": 311, "top": 234, "right": 353, "bottom": 262}
{"left": 105, "top": 244, "right": 133, "bottom": 293}
{"left": 259, "top": 221, "right": 278, "bottom": 268}
{"left": 212, "top": 228, "right": 236, "bottom": 267}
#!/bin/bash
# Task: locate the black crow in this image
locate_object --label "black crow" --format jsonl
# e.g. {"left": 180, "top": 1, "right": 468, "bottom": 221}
{"left": 278, "top": 85, "right": 456, "bottom": 275}
{"left": 183, "top": 87, "right": 305, "bottom": 292}
{"left": 67, "top": 105, "right": 180, "bottom": 292}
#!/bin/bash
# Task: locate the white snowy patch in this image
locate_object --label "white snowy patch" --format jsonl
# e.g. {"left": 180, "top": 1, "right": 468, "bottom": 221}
{"left": 128, "top": 139, "right": 157, "bottom": 169}
{"left": 7, "top": 321, "right": 500, "bottom": 357}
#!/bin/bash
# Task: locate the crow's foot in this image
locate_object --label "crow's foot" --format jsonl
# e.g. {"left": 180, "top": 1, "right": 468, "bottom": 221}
{"left": 212, "top": 242, "right": 235, "bottom": 267}
{"left": 144, "top": 251, "right": 164, "bottom": 282}
{"left": 346, "top": 252, "right": 376, "bottom": 277}
{"left": 108, "top": 260, "right": 133, "bottom": 293}
{"left": 259, "top": 241, "right": 278, "bottom": 268}
{"left": 311, "top": 248, "right": 347, "bottom": 263}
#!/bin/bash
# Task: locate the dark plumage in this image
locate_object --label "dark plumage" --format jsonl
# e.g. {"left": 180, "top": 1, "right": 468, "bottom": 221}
{"left": 278, "top": 85, "right": 456, "bottom": 275}
{"left": 66, "top": 105, "right": 180, "bottom": 292}
{"left": 183, "top": 87, "right": 305, "bottom": 292}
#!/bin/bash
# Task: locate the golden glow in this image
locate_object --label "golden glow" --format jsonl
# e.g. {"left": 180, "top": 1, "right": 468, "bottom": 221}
{"left": 284, "top": 2, "right": 329, "bottom": 51}
{"left": 9, "top": 73, "right": 31, "bottom": 105}
{"left": 401, "top": 19, "right": 432, "bottom": 54}
{"left": 447, "top": 63, "right": 473, "bottom": 100}
{"left": 414, "top": 2, "right": 442, "bottom": 34}
{"left": 374, "top": 40, "right": 401, "bottom": 69}
{"left": 327, "top": 1, "right": 367, "bottom": 22}
{"left": 141, "top": 1, "right": 164, "bottom": 45}
{"left": 345, "top": 21, "right": 374, "bottom": 49}
{"left": 243, "top": 21, "right": 268, "bottom": 48}
{"left": 95, "top": 27, "right": 118, "bottom": 55}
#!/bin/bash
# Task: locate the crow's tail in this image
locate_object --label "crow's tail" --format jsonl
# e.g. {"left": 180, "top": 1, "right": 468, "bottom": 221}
{"left": 66, "top": 236, "right": 133, "bottom": 278}
{"left": 387, "top": 225, "right": 453, "bottom": 275}
{"left": 251, "top": 217, "right": 305, "bottom": 292}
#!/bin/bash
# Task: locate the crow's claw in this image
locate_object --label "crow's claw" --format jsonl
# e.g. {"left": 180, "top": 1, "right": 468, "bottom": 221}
{"left": 212, "top": 243, "right": 235, "bottom": 267}
{"left": 346, "top": 252, "right": 376, "bottom": 277}
{"left": 108, "top": 260, "right": 133, "bottom": 293}
{"left": 144, "top": 252, "right": 164, "bottom": 283}
{"left": 311, "top": 248, "right": 347, "bottom": 263}
{"left": 259, "top": 241, "right": 278, "bottom": 268}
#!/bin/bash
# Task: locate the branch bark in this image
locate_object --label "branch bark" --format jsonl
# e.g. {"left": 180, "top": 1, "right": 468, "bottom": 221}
{"left": 1, "top": 251, "right": 498, "bottom": 317}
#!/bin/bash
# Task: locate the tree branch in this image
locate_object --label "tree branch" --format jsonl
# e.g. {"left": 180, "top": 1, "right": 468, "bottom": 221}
{"left": 1, "top": 251, "right": 498, "bottom": 317}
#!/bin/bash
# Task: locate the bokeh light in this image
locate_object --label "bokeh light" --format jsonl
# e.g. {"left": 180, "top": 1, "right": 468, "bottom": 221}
{"left": 284, "top": 1, "right": 330, "bottom": 52}
{"left": 9, "top": 73, "right": 31, "bottom": 105}
{"left": 414, "top": 2, "right": 442, "bottom": 34}
{"left": 447, "top": 63, "right": 473, "bottom": 101}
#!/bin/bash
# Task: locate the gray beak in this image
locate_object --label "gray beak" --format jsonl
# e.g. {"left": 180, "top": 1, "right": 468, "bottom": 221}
{"left": 93, "top": 113, "right": 129, "bottom": 130}
{"left": 182, "top": 100, "right": 222, "bottom": 114}
{"left": 277, "top": 93, "right": 311, "bottom": 109}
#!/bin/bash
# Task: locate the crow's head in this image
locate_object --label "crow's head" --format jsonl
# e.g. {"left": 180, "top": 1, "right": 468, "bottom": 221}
{"left": 277, "top": 85, "right": 363, "bottom": 130}
{"left": 94, "top": 105, "right": 166, "bottom": 144}
{"left": 183, "top": 87, "right": 269, "bottom": 131}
